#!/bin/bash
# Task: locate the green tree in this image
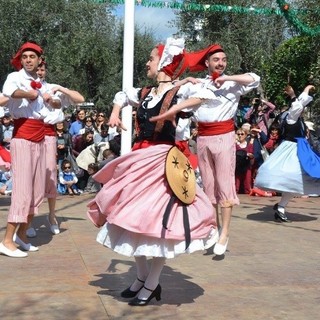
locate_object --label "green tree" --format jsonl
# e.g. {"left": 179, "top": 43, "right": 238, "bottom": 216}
{"left": 175, "top": 0, "right": 286, "bottom": 75}
{"left": 261, "top": 36, "right": 319, "bottom": 106}
{"left": 0, "top": 0, "right": 158, "bottom": 113}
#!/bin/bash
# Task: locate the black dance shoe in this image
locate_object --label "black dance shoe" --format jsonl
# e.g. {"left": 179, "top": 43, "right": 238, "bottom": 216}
{"left": 120, "top": 278, "right": 145, "bottom": 298}
{"left": 273, "top": 204, "right": 290, "bottom": 222}
{"left": 128, "top": 284, "right": 162, "bottom": 306}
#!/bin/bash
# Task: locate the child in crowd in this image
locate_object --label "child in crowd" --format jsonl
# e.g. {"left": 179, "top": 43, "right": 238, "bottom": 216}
{"left": 84, "top": 163, "right": 101, "bottom": 193}
{"left": 1, "top": 113, "right": 14, "bottom": 150}
{"left": 0, "top": 169, "right": 12, "bottom": 196}
{"left": 58, "top": 159, "right": 80, "bottom": 195}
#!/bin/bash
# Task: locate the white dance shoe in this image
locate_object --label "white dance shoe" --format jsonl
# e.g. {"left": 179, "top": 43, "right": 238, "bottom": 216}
{"left": 204, "top": 229, "right": 220, "bottom": 250}
{"left": 0, "top": 242, "right": 28, "bottom": 258}
{"left": 213, "top": 237, "right": 229, "bottom": 255}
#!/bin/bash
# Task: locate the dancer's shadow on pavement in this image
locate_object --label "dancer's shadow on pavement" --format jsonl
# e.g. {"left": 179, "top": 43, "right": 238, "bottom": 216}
{"left": 89, "top": 259, "right": 204, "bottom": 305}
{"left": 245, "top": 204, "right": 318, "bottom": 223}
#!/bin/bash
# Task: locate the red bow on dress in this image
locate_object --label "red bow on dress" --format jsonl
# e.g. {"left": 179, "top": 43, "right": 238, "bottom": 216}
{"left": 30, "top": 80, "right": 42, "bottom": 90}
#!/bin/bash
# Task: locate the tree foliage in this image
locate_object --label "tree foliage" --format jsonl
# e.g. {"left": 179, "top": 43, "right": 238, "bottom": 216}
{"left": 175, "top": 0, "right": 320, "bottom": 119}
{"left": 261, "top": 36, "right": 319, "bottom": 105}
{"left": 0, "top": 0, "right": 319, "bottom": 120}
{"left": 0, "top": 0, "right": 158, "bottom": 113}
{"left": 175, "top": 0, "right": 286, "bottom": 74}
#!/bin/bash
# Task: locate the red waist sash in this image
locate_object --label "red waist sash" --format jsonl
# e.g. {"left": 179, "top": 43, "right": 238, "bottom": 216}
{"left": 0, "top": 146, "right": 11, "bottom": 163}
{"left": 198, "top": 119, "right": 235, "bottom": 136}
{"left": 132, "top": 140, "right": 172, "bottom": 151}
{"left": 44, "top": 123, "right": 56, "bottom": 136}
{"left": 13, "top": 118, "right": 45, "bottom": 142}
{"left": 132, "top": 140, "right": 198, "bottom": 169}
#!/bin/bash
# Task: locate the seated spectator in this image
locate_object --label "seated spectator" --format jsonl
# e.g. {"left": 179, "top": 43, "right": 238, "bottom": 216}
{"left": 57, "top": 159, "right": 80, "bottom": 195}
{"left": 264, "top": 123, "right": 281, "bottom": 154}
{"left": 79, "top": 115, "right": 98, "bottom": 136}
{"left": 1, "top": 113, "right": 14, "bottom": 150}
{"left": 235, "top": 129, "right": 254, "bottom": 194}
{"left": 84, "top": 163, "right": 101, "bottom": 193}
{"left": 72, "top": 130, "right": 94, "bottom": 157}
{"left": 95, "top": 111, "right": 106, "bottom": 133}
{"left": 56, "top": 121, "right": 72, "bottom": 170}
{"left": 98, "top": 139, "right": 121, "bottom": 170}
{"left": 69, "top": 109, "right": 86, "bottom": 137}
{"left": 0, "top": 169, "right": 12, "bottom": 196}
{"left": 89, "top": 110, "right": 97, "bottom": 123}
{"left": 94, "top": 123, "right": 112, "bottom": 144}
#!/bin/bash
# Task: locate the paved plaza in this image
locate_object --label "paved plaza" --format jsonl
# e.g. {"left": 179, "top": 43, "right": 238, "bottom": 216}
{"left": 0, "top": 193, "right": 319, "bottom": 320}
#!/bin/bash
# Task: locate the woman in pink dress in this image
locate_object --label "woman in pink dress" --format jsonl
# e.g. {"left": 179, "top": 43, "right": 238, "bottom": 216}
{"left": 87, "top": 38, "right": 218, "bottom": 306}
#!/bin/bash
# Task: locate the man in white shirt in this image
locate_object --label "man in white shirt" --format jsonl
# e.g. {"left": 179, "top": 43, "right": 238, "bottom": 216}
{"left": 0, "top": 42, "right": 60, "bottom": 258}
{"left": 151, "top": 44, "right": 260, "bottom": 255}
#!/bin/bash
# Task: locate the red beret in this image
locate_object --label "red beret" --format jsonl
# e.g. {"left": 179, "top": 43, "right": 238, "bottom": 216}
{"left": 11, "top": 42, "right": 43, "bottom": 71}
{"left": 187, "top": 44, "right": 224, "bottom": 72}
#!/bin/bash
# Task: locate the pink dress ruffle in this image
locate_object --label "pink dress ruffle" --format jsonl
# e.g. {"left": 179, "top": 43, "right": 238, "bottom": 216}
{"left": 87, "top": 143, "right": 216, "bottom": 238}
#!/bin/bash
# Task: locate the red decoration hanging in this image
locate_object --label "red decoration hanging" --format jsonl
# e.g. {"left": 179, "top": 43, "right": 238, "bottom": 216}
{"left": 283, "top": 4, "right": 289, "bottom": 11}
{"left": 211, "top": 71, "right": 220, "bottom": 81}
{"left": 30, "top": 80, "right": 42, "bottom": 90}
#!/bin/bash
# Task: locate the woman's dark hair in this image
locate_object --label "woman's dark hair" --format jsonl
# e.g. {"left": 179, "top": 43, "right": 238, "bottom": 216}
{"left": 269, "top": 122, "right": 281, "bottom": 132}
{"left": 55, "top": 121, "right": 68, "bottom": 132}
{"left": 109, "top": 139, "right": 121, "bottom": 157}
{"left": 84, "top": 115, "right": 97, "bottom": 131}
{"left": 61, "top": 159, "right": 72, "bottom": 170}
{"left": 100, "top": 123, "right": 109, "bottom": 132}
{"left": 88, "top": 162, "right": 99, "bottom": 172}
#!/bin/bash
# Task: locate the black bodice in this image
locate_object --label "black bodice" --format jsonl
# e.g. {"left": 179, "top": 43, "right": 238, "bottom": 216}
{"left": 135, "top": 90, "right": 178, "bottom": 143}
{"left": 283, "top": 119, "right": 306, "bottom": 142}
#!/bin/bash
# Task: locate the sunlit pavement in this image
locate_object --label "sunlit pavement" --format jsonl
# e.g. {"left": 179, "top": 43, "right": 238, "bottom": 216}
{"left": 0, "top": 193, "right": 319, "bottom": 320}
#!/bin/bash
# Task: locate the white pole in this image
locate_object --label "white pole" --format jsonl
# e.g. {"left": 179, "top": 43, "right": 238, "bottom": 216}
{"left": 120, "top": 0, "right": 135, "bottom": 155}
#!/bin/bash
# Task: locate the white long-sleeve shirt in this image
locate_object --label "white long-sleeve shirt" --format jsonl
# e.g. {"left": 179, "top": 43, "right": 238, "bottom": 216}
{"left": 286, "top": 92, "right": 313, "bottom": 124}
{"left": 2, "top": 69, "right": 46, "bottom": 119}
{"left": 185, "top": 73, "right": 260, "bottom": 122}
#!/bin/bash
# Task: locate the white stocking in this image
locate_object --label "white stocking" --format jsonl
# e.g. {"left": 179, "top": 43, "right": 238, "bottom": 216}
{"left": 130, "top": 256, "right": 149, "bottom": 291}
{"left": 278, "top": 192, "right": 296, "bottom": 211}
{"left": 138, "top": 257, "right": 165, "bottom": 300}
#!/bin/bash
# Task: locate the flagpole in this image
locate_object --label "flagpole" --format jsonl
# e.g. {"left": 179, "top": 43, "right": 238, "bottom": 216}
{"left": 120, "top": 0, "right": 135, "bottom": 155}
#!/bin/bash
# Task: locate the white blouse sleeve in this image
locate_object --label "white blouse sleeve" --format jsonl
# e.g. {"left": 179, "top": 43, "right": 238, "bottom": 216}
{"left": 112, "top": 87, "right": 141, "bottom": 109}
{"left": 286, "top": 92, "right": 313, "bottom": 124}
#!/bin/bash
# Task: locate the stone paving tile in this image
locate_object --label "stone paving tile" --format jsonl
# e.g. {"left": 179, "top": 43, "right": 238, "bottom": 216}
{"left": 0, "top": 193, "right": 320, "bottom": 320}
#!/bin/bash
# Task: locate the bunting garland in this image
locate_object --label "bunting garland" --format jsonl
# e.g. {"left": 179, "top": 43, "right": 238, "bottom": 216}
{"left": 95, "top": 0, "right": 320, "bottom": 37}
{"left": 276, "top": 0, "right": 320, "bottom": 36}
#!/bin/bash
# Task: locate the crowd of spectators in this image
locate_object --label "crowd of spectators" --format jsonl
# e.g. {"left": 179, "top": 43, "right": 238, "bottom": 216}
{"left": 0, "top": 107, "right": 121, "bottom": 196}
{"left": 0, "top": 92, "right": 318, "bottom": 198}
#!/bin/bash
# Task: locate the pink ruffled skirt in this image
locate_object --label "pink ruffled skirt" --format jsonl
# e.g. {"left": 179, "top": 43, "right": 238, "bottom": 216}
{"left": 87, "top": 144, "right": 217, "bottom": 258}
